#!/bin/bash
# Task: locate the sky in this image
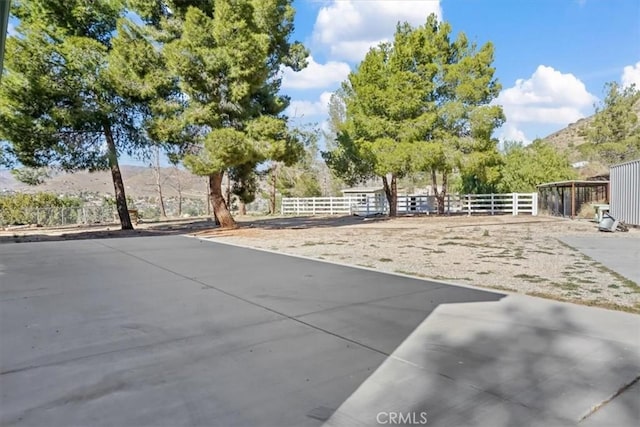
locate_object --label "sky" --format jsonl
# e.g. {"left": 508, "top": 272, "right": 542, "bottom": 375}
{"left": 281, "top": 0, "right": 640, "bottom": 144}
{"left": 3, "top": 0, "right": 639, "bottom": 169}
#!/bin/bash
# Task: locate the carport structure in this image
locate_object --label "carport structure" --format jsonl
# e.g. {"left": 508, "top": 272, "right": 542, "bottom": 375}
{"left": 537, "top": 180, "right": 609, "bottom": 219}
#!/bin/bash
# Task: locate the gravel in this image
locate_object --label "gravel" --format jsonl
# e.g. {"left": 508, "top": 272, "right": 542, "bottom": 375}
{"left": 199, "top": 215, "right": 640, "bottom": 313}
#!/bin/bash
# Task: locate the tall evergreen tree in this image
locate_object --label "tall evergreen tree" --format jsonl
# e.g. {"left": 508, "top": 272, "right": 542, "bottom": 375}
{"left": 324, "top": 16, "right": 504, "bottom": 215}
{"left": 0, "top": 0, "right": 164, "bottom": 230}
{"left": 133, "top": 0, "right": 307, "bottom": 228}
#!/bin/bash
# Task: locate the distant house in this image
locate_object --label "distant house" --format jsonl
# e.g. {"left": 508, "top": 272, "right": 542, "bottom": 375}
{"left": 572, "top": 161, "right": 589, "bottom": 169}
{"left": 610, "top": 159, "right": 640, "bottom": 227}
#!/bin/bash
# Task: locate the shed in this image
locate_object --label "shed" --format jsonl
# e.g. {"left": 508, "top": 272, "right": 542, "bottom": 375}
{"left": 341, "top": 187, "right": 385, "bottom": 203}
{"left": 537, "top": 180, "right": 609, "bottom": 219}
{"left": 610, "top": 159, "right": 640, "bottom": 227}
{"left": 341, "top": 187, "right": 386, "bottom": 215}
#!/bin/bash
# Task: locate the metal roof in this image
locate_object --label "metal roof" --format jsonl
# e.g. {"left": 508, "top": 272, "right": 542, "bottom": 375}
{"left": 341, "top": 187, "right": 385, "bottom": 193}
{"left": 537, "top": 180, "right": 609, "bottom": 188}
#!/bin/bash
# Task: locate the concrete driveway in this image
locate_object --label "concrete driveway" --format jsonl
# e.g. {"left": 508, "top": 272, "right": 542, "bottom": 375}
{"left": 0, "top": 235, "right": 638, "bottom": 427}
{"left": 559, "top": 236, "right": 640, "bottom": 285}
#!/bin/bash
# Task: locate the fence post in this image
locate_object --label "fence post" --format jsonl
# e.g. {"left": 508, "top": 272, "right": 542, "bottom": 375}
{"left": 532, "top": 193, "right": 538, "bottom": 216}
{"left": 491, "top": 194, "right": 495, "bottom": 215}
{"left": 312, "top": 198, "right": 316, "bottom": 215}
{"left": 512, "top": 193, "right": 518, "bottom": 216}
{"left": 467, "top": 194, "right": 471, "bottom": 216}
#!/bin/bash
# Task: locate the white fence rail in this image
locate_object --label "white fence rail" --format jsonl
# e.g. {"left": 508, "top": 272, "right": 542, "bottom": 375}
{"left": 281, "top": 193, "right": 538, "bottom": 216}
{"left": 280, "top": 197, "right": 355, "bottom": 216}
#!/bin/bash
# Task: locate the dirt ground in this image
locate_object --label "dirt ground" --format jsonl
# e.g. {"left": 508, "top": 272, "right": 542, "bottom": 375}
{"left": 200, "top": 215, "right": 640, "bottom": 313}
{"left": 3, "top": 214, "right": 639, "bottom": 313}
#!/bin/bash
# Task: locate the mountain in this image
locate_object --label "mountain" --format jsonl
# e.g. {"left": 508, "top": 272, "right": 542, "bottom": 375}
{"left": 543, "top": 117, "right": 592, "bottom": 159}
{"left": 541, "top": 98, "right": 640, "bottom": 178}
{"left": 0, "top": 165, "right": 209, "bottom": 199}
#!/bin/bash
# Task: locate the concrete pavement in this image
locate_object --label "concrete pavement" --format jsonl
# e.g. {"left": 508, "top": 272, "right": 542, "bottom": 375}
{"left": 0, "top": 235, "right": 638, "bottom": 427}
{"left": 559, "top": 236, "right": 640, "bottom": 285}
{"left": 325, "top": 293, "right": 640, "bottom": 427}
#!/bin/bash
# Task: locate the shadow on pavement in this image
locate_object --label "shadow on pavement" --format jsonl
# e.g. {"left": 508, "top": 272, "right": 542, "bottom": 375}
{"left": 327, "top": 300, "right": 640, "bottom": 427}
{"left": 0, "top": 235, "right": 504, "bottom": 426}
{"left": 2, "top": 234, "right": 638, "bottom": 426}
{"left": 0, "top": 219, "right": 218, "bottom": 244}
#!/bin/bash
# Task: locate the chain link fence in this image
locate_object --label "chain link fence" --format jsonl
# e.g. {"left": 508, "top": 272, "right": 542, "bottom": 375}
{"left": 0, "top": 206, "right": 117, "bottom": 228}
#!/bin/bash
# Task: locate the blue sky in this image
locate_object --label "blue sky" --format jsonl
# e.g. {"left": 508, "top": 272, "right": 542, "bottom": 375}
{"left": 282, "top": 0, "right": 640, "bottom": 143}
{"left": 4, "top": 0, "right": 639, "bottom": 168}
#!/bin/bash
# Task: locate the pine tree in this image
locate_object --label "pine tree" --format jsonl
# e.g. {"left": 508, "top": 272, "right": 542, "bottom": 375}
{"left": 0, "top": 0, "right": 164, "bottom": 230}
{"left": 324, "top": 16, "right": 504, "bottom": 215}
{"left": 133, "top": 0, "right": 307, "bottom": 228}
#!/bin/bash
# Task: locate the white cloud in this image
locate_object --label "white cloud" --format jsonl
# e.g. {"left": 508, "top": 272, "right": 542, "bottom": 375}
{"left": 495, "top": 65, "right": 597, "bottom": 142}
{"left": 312, "top": 0, "right": 442, "bottom": 62}
{"left": 286, "top": 92, "right": 333, "bottom": 119}
{"left": 281, "top": 56, "right": 350, "bottom": 90}
{"left": 622, "top": 61, "right": 640, "bottom": 88}
{"left": 498, "top": 123, "right": 530, "bottom": 144}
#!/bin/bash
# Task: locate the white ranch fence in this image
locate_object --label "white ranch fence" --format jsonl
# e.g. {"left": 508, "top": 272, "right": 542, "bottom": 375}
{"left": 281, "top": 193, "right": 538, "bottom": 216}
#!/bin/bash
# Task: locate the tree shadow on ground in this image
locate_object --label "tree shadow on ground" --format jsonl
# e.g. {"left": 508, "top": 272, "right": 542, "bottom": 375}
{"left": 0, "top": 234, "right": 505, "bottom": 427}
{"left": 0, "top": 218, "right": 218, "bottom": 244}
{"left": 0, "top": 214, "right": 393, "bottom": 244}
{"left": 236, "top": 214, "right": 388, "bottom": 230}
{"left": 327, "top": 301, "right": 640, "bottom": 427}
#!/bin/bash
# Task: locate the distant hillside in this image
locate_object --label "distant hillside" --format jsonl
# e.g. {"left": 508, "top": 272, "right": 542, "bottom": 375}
{"left": 0, "top": 165, "right": 209, "bottom": 199}
{"left": 543, "top": 116, "right": 592, "bottom": 159}
{"left": 542, "top": 98, "right": 640, "bottom": 178}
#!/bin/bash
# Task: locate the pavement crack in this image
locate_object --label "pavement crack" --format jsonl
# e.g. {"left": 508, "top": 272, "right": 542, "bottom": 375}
{"left": 94, "top": 239, "right": 393, "bottom": 359}
{"left": 0, "top": 317, "right": 286, "bottom": 376}
{"left": 578, "top": 374, "right": 640, "bottom": 423}
{"left": 292, "top": 287, "right": 445, "bottom": 319}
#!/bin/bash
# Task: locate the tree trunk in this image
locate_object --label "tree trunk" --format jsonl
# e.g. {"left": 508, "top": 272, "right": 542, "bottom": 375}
{"left": 205, "top": 178, "right": 211, "bottom": 216}
{"left": 441, "top": 172, "right": 448, "bottom": 215}
{"left": 103, "top": 122, "right": 133, "bottom": 230}
{"left": 154, "top": 147, "right": 167, "bottom": 218}
{"left": 209, "top": 172, "right": 236, "bottom": 228}
{"left": 239, "top": 200, "right": 247, "bottom": 215}
{"left": 382, "top": 174, "right": 398, "bottom": 217}
{"left": 173, "top": 168, "right": 182, "bottom": 217}
{"left": 225, "top": 171, "right": 232, "bottom": 211}
{"left": 432, "top": 169, "right": 448, "bottom": 215}
{"left": 270, "top": 164, "right": 278, "bottom": 215}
